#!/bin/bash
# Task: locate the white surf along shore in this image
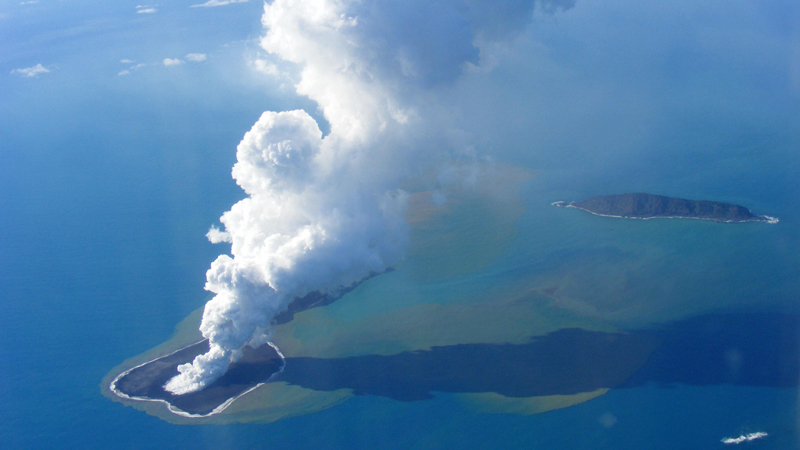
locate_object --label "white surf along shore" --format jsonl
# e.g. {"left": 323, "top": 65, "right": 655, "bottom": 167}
{"left": 109, "top": 341, "right": 286, "bottom": 418}
{"left": 721, "top": 431, "right": 768, "bottom": 445}
{"left": 551, "top": 201, "right": 779, "bottom": 224}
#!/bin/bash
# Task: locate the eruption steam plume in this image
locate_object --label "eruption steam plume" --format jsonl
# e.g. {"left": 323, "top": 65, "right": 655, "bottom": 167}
{"left": 165, "top": 0, "right": 574, "bottom": 395}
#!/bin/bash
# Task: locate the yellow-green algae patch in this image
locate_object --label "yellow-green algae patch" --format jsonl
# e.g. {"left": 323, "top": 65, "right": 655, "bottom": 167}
{"left": 208, "top": 382, "right": 353, "bottom": 424}
{"left": 402, "top": 163, "right": 532, "bottom": 281}
{"left": 271, "top": 290, "right": 617, "bottom": 359}
{"left": 453, "top": 389, "right": 609, "bottom": 416}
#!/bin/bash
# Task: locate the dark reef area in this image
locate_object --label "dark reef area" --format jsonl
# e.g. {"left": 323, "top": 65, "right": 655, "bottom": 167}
{"left": 554, "top": 193, "right": 775, "bottom": 223}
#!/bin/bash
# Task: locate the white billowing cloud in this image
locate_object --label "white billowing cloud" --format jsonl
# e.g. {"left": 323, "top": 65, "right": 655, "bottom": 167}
{"left": 206, "top": 226, "right": 230, "bottom": 243}
{"left": 11, "top": 63, "right": 49, "bottom": 78}
{"left": 165, "top": 0, "right": 574, "bottom": 395}
{"left": 166, "top": 108, "right": 411, "bottom": 395}
{"left": 232, "top": 110, "right": 323, "bottom": 192}
{"left": 185, "top": 53, "right": 207, "bottom": 62}
{"left": 120, "top": 59, "right": 134, "bottom": 64}
{"left": 163, "top": 58, "right": 183, "bottom": 66}
{"left": 190, "top": 0, "right": 248, "bottom": 7}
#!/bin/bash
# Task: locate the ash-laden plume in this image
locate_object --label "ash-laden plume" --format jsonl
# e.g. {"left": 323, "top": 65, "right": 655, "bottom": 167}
{"left": 165, "top": 0, "right": 576, "bottom": 395}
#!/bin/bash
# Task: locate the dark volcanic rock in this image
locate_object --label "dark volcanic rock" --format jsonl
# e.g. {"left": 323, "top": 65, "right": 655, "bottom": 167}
{"left": 562, "top": 193, "right": 770, "bottom": 222}
{"left": 114, "top": 341, "right": 283, "bottom": 416}
{"left": 112, "top": 272, "right": 388, "bottom": 416}
{"left": 274, "top": 269, "right": 388, "bottom": 325}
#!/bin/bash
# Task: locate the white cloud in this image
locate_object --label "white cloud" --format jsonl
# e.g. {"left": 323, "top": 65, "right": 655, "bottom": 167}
{"left": 185, "top": 53, "right": 207, "bottom": 62}
{"left": 11, "top": 63, "right": 49, "bottom": 78}
{"left": 120, "top": 59, "right": 134, "bottom": 64}
{"left": 117, "top": 62, "right": 151, "bottom": 76}
{"left": 136, "top": 5, "right": 158, "bottom": 13}
{"left": 190, "top": 0, "right": 248, "bottom": 7}
{"left": 20, "top": 1, "right": 39, "bottom": 5}
{"left": 206, "top": 226, "right": 230, "bottom": 243}
{"left": 252, "top": 59, "right": 280, "bottom": 76}
{"left": 163, "top": 58, "right": 183, "bottom": 66}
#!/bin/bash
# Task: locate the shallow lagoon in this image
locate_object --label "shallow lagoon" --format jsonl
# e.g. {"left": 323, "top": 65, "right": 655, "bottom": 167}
{"left": 104, "top": 162, "right": 800, "bottom": 448}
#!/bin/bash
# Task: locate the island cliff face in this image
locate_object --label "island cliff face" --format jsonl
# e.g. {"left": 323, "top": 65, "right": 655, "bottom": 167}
{"left": 553, "top": 193, "right": 777, "bottom": 223}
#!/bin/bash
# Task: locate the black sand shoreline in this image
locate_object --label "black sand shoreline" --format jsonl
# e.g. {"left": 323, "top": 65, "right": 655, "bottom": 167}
{"left": 111, "top": 340, "right": 284, "bottom": 417}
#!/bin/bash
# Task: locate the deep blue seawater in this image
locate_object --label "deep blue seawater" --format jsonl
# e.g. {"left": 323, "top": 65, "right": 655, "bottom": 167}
{"left": 2, "top": 1, "right": 799, "bottom": 449}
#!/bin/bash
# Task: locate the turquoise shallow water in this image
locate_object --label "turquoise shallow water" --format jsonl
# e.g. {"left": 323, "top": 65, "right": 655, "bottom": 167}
{"left": 3, "top": 1, "right": 800, "bottom": 448}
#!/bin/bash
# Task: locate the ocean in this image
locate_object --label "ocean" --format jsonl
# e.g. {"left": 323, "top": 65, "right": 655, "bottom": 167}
{"left": 4, "top": 121, "right": 798, "bottom": 448}
{"left": 2, "top": 1, "right": 799, "bottom": 449}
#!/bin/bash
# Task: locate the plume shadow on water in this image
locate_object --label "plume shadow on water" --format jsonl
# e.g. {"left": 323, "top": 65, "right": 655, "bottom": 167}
{"left": 274, "top": 313, "right": 800, "bottom": 400}
{"left": 113, "top": 313, "right": 800, "bottom": 416}
{"left": 275, "top": 328, "right": 659, "bottom": 400}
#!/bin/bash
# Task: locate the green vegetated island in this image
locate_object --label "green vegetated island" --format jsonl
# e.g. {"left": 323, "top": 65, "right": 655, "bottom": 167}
{"left": 553, "top": 193, "right": 778, "bottom": 223}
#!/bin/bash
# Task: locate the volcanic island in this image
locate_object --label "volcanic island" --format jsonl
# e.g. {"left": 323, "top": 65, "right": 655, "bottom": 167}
{"left": 108, "top": 276, "right": 382, "bottom": 417}
{"left": 553, "top": 193, "right": 778, "bottom": 224}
